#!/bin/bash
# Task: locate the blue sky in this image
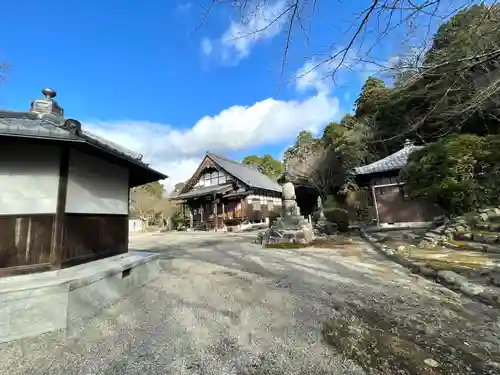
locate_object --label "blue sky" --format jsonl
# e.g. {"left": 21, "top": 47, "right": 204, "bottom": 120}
{"left": 0, "top": 0, "right": 454, "bottom": 189}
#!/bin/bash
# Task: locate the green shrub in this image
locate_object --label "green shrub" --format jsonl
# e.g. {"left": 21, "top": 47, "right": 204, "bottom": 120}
{"left": 324, "top": 195, "right": 339, "bottom": 209}
{"left": 324, "top": 208, "right": 349, "bottom": 232}
{"left": 224, "top": 218, "right": 241, "bottom": 226}
{"left": 401, "top": 134, "right": 500, "bottom": 215}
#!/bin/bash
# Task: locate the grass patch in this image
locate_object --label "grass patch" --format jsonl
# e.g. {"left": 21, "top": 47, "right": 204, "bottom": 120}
{"left": 264, "top": 236, "right": 354, "bottom": 250}
{"left": 310, "top": 237, "right": 353, "bottom": 247}
{"left": 449, "top": 239, "right": 468, "bottom": 247}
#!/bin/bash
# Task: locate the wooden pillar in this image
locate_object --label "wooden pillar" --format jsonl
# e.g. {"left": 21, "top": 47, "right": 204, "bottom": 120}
{"left": 371, "top": 184, "right": 380, "bottom": 226}
{"left": 50, "top": 146, "right": 70, "bottom": 269}
{"left": 213, "top": 195, "right": 218, "bottom": 232}
{"left": 222, "top": 202, "right": 225, "bottom": 220}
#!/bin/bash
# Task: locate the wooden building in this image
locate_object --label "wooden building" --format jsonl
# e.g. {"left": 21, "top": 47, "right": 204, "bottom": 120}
{"left": 353, "top": 139, "right": 445, "bottom": 226}
{"left": 172, "top": 152, "right": 282, "bottom": 230}
{"left": 0, "top": 88, "right": 166, "bottom": 277}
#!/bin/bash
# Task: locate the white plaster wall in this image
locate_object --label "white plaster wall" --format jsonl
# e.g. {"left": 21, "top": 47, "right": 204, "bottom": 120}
{"left": 65, "top": 150, "right": 129, "bottom": 215}
{"left": 0, "top": 144, "right": 60, "bottom": 215}
{"left": 246, "top": 194, "right": 281, "bottom": 206}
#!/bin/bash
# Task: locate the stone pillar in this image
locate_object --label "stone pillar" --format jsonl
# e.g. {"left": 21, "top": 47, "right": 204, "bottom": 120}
{"left": 189, "top": 210, "right": 193, "bottom": 229}
{"left": 282, "top": 181, "right": 297, "bottom": 217}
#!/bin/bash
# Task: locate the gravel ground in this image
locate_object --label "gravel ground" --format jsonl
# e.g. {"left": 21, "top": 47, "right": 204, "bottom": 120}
{"left": 1, "top": 231, "right": 499, "bottom": 375}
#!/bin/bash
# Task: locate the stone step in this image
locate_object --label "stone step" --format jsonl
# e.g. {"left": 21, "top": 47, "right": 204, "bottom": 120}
{"left": 444, "top": 240, "right": 500, "bottom": 254}
{"left": 454, "top": 232, "right": 500, "bottom": 245}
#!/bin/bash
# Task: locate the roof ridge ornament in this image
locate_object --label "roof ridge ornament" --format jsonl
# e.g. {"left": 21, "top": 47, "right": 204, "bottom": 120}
{"left": 30, "top": 88, "right": 64, "bottom": 117}
{"left": 60, "top": 119, "right": 82, "bottom": 135}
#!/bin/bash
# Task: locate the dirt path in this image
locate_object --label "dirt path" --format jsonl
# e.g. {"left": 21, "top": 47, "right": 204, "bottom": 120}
{"left": 1, "top": 232, "right": 499, "bottom": 375}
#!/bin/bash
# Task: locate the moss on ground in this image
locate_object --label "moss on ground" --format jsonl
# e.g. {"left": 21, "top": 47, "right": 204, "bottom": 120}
{"left": 264, "top": 243, "right": 308, "bottom": 249}
{"left": 449, "top": 239, "right": 468, "bottom": 247}
{"left": 321, "top": 304, "right": 493, "bottom": 375}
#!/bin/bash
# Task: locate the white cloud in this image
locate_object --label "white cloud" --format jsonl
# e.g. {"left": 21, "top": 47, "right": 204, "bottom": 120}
{"left": 83, "top": 92, "right": 338, "bottom": 191}
{"left": 201, "top": 0, "right": 289, "bottom": 64}
{"left": 177, "top": 2, "right": 192, "bottom": 13}
{"left": 201, "top": 38, "right": 214, "bottom": 56}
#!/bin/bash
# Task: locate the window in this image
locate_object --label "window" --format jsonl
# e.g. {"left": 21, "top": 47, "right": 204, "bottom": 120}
{"left": 252, "top": 199, "right": 261, "bottom": 211}
{"left": 211, "top": 171, "right": 218, "bottom": 186}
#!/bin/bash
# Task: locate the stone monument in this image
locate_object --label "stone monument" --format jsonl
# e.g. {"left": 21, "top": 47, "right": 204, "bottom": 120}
{"left": 256, "top": 181, "right": 314, "bottom": 245}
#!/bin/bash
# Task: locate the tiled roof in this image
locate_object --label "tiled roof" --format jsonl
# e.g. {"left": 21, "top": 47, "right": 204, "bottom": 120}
{"left": 353, "top": 143, "right": 424, "bottom": 175}
{"left": 0, "top": 110, "right": 162, "bottom": 176}
{"left": 0, "top": 111, "right": 78, "bottom": 140}
{"left": 172, "top": 183, "right": 233, "bottom": 200}
{"left": 207, "top": 152, "right": 282, "bottom": 192}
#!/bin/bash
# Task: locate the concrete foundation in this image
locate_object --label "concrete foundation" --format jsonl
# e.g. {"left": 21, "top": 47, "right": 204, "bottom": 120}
{"left": 0, "top": 252, "right": 159, "bottom": 343}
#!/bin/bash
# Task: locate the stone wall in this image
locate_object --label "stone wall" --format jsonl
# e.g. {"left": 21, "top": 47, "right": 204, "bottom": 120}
{"left": 419, "top": 206, "right": 500, "bottom": 248}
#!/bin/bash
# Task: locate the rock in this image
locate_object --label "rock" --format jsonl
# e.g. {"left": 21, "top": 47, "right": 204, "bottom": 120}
{"left": 483, "top": 234, "right": 499, "bottom": 244}
{"left": 437, "top": 270, "right": 468, "bottom": 285}
{"left": 474, "top": 222, "right": 490, "bottom": 231}
{"left": 459, "top": 282, "right": 485, "bottom": 296}
{"left": 489, "top": 214, "right": 500, "bottom": 223}
{"left": 472, "top": 233, "right": 485, "bottom": 243}
{"left": 479, "top": 213, "right": 489, "bottom": 222}
{"left": 454, "top": 232, "right": 472, "bottom": 241}
{"left": 419, "top": 266, "right": 437, "bottom": 278}
{"left": 396, "top": 245, "right": 407, "bottom": 252}
{"left": 490, "top": 277, "right": 500, "bottom": 287}
{"left": 424, "top": 358, "right": 440, "bottom": 368}
{"left": 419, "top": 240, "right": 431, "bottom": 248}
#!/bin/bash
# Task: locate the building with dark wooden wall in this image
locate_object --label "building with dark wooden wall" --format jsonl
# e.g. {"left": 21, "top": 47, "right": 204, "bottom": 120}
{"left": 172, "top": 152, "right": 282, "bottom": 230}
{"left": 353, "top": 139, "right": 445, "bottom": 226}
{"left": 0, "top": 88, "right": 166, "bottom": 277}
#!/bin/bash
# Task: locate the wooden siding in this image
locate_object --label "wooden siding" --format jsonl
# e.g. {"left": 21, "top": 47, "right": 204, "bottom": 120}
{"left": 61, "top": 214, "right": 128, "bottom": 266}
{"left": 0, "top": 213, "right": 129, "bottom": 275}
{"left": 0, "top": 215, "right": 54, "bottom": 276}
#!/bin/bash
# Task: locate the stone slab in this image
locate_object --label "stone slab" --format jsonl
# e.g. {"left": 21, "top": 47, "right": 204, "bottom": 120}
{"left": 0, "top": 252, "right": 159, "bottom": 343}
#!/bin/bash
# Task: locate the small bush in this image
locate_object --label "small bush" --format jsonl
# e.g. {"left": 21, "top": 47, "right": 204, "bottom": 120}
{"left": 324, "top": 208, "right": 349, "bottom": 232}
{"left": 224, "top": 218, "right": 241, "bottom": 226}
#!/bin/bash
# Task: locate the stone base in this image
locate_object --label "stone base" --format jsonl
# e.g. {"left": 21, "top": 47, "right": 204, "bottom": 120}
{"left": 257, "top": 225, "right": 315, "bottom": 246}
{"left": 0, "top": 252, "right": 159, "bottom": 343}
